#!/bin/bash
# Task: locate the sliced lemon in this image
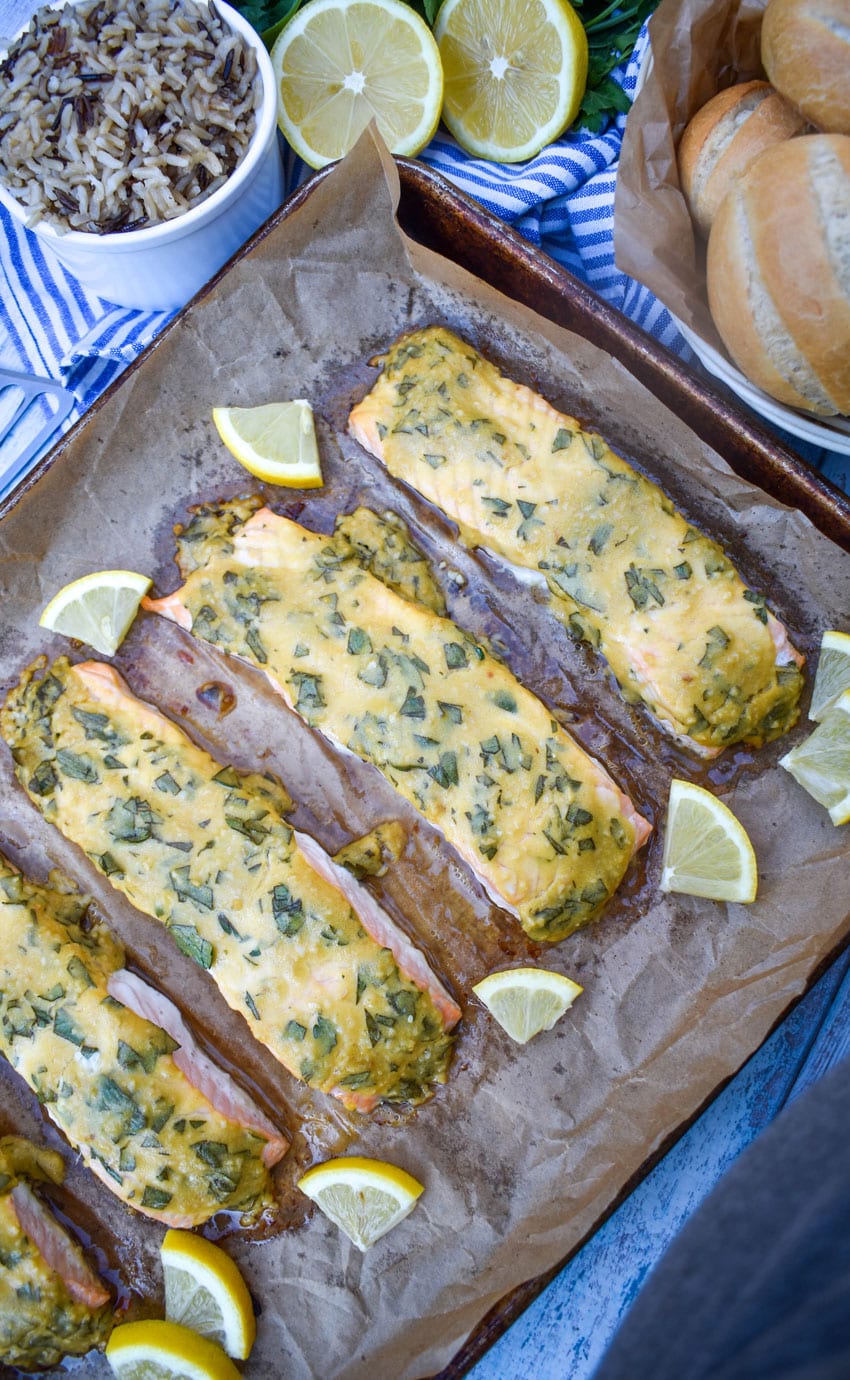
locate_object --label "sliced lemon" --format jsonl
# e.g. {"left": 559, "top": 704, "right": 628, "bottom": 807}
{"left": 271, "top": 0, "right": 443, "bottom": 170}
{"left": 298, "top": 1155, "right": 423, "bottom": 1251}
{"left": 472, "top": 966, "right": 582, "bottom": 1044}
{"left": 810, "top": 630, "right": 850, "bottom": 722}
{"left": 161, "top": 1229, "right": 256, "bottom": 1361}
{"left": 780, "top": 689, "right": 850, "bottom": 825}
{"left": 434, "top": 0, "right": 588, "bottom": 163}
{"left": 212, "top": 400, "right": 323, "bottom": 487}
{"left": 660, "top": 779, "right": 758, "bottom": 902}
{"left": 105, "top": 1318, "right": 241, "bottom": 1380}
{"left": 39, "top": 570, "right": 151, "bottom": 657}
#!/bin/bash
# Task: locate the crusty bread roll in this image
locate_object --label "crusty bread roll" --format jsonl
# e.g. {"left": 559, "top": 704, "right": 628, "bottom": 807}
{"left": 707, "top": 133, "right": 850, "bottom": 416}
{"left": 678, "top": 81, "right": 806, "bottom": 236}
{"left": 762, "top": 0, "right": 850, "bottom": 136}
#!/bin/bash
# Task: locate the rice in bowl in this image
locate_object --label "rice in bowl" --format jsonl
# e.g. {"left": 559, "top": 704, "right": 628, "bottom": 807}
{"left": 0, "top": 0, "right": 261, "bottom": 234}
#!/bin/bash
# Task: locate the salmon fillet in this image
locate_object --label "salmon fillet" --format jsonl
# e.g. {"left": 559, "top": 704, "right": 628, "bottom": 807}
{"left": 1, "top": 658, "right": 458, "bottom": 1112}
{"left": 0, "top": 853, "right": 286, "bottom": 1229}
{"left": 348, "top": 326, "right": 805, "bottom": 752}
{"left": 0, "top": 1137, "right": 112, "bottom": 1368}
{"left": 143, "top": 498, "right": 650, "bottom": 943}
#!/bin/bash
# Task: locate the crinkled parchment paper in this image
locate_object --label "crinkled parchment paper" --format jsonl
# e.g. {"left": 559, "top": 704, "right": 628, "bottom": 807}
{"left": 614, "top": 0, "right": 768, "bottom": 344}
{"left": 1, "top": 129, "right": 849, "bottom": 1380}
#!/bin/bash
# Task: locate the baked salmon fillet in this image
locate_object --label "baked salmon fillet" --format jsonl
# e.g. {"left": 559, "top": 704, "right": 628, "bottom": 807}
{"left": 348, "top": 326, "right": 805, "bottom": 753}
{"left": 143, "top": 498, "right": 650, "bottom": 943}
{"left": 0, "top": 1136, "right": 111, "bottom": 1369}
{"left": 1, "top": 659, "right": 458, "bottom": 1112}
{"left": 0, "top": 852, "right": 287, "bottom": 1228}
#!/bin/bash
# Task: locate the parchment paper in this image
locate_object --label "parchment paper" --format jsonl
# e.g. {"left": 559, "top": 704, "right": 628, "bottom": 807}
{"left": 614, "top": 0, "right": 769, "bottom": 344}
{"left": 1, "top": 128, "right": 849, "bottom": 1380}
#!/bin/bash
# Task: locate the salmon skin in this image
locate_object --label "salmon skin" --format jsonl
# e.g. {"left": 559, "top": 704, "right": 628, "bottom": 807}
{"left": 0, "top": 1136, "right": 111, "bottom": 1369}
{"left": 143, "top": 498, "right": 650, "bottom": 943}
{"left": 348, "top": 326, "right": 805, "bottom": 753}
{"left": 1, "top": 659, "right": 458, "bottom": 1112}
{"left": 0, "top": 852, "right": 285, "bottom": 1229}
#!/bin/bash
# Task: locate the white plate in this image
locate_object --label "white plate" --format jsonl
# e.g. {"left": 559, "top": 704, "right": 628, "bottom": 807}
{"left": 674, "top": 318, "right": 850, "bottom": 457}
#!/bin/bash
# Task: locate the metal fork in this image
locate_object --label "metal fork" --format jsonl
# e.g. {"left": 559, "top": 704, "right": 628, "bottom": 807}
{"left": 0, "top": 365, "right": 74, "bottom": 495}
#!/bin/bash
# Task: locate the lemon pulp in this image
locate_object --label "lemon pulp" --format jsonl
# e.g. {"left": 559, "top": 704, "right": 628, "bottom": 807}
{"left": 39, "top": 570, "right": 151, "bottom": 657}
{"left": 161, "top": 1230, "right": 256, "bottom": 1361}
{"left": 660, "top": 779, "right": 758, "bottom": 903}
{"left": 272, "top": 0, "right": 443, "bottom": 169}
{"left": 298, "top": 1155, "right": 423, "bottom": 1250}
{"left": 473, "top": 966, "right": 582, "bottom": 1043}
{"left": 434, "top": 0, "right": 588, "bottom": 162}
{"left": 780, "top": 690, "right": 850, "bottom": 826}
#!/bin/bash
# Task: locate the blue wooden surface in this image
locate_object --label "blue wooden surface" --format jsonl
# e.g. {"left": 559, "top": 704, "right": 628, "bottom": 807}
{"left": 468, "top": 946, "right": 850, "bottom": 1380}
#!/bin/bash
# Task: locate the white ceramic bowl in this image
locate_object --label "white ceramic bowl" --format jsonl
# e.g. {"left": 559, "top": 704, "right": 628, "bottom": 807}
{"left": 0, "top": 0, "right": 284, "bottom": 311}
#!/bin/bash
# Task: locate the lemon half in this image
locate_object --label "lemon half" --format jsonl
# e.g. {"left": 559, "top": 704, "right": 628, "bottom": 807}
{"left": 39, "top": 569, "right": 151, "bottom": 657}
{"left": 780, "top": 689, "right": 850, "bottom": 826}
{"left": 660, "top": 779, "right": 758, "bottom": 903}
{"left": 161, "top": 1230, "right": 256, "bottom": 1361}
{"left": 473, "top": 966, "right": 583, "bottom": 1043}
{"left": 272, "top": 0, "right": 443, "bottom": 170}
{"left": 105, "top": 1319, "right": 241, "bottom": 1380}
{"left": 298, "top": 1155, "right": 423, "bottom": 1251}
{"left": 212, "top": 400, "right": 323, "bottom": 487}
{"left": 434, "top": 0, "right": 588, "bottom": 162}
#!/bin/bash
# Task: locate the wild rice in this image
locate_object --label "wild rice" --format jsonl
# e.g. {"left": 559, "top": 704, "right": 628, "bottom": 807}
{"left": 0, "top": 0, "right": 260, "bottom": 234}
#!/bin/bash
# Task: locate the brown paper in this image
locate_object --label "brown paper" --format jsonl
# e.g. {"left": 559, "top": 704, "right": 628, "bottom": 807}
{"left": 1, "top": 129, "right": 849, "bottom": 1380}
{"left": 614, "top": 0, "right": 769, "bottom": 343}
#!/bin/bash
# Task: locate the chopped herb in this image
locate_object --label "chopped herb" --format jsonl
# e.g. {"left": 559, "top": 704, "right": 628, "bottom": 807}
{"left": 400, "top": 685, "right": 426, "bottom": 718}
{"left": 170, "top": 867, "right": 214, "bottom": 910}
{"left": 53, "top": 1006, "right": 85, "bottom": 1046}
{"left": 107, "top": 796, "right": 153, "bottom": 844}
{"left": 312, "top": 1014, "right": 338, "bottom": 1055}
{"left": 284, "top": 1019, "right": 306, "bottom": 1041}
{"left": 170, "top": 923, "right": 213, "bottom": 969}
{"left": 141, "top": 1186, "right": 173, "bottom": 1210}
{"left": 552, "top": 428, "right": 573, "bottom": 451}
{"left": 27, "top": 767, "right": 56, "bottom": 800}
{"left": 428, "top": 750, "right": 459, "bottom": 789}
{"left": 67, "top": 955, "right": 94, "bottom": 988}
{"left": 56, "top": 748, "right": 98, "bottom": 782}
{"left": 271, "top": 883, "right": 304, "bottom": 936}
{"left": 347, "top": 627, "right": 372, "bottom": 655}
{"left": 154, "top": 771, "right": 181, "bottom": 795}
{"left": 443, "top": 642, "right": 468, "bottom": 670}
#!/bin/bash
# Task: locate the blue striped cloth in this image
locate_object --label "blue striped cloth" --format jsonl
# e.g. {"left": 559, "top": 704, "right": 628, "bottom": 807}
{"left": 0, "top": 4, "right": 846, "bottom": 497}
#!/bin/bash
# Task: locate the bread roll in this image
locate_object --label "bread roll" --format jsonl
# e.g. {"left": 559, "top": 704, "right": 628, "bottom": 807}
{"left": 762, "top": 0, "right": 850, "bottom": 135}
{"left": 707, "top": 133, "right": 850, "bottom": 416}
{"left": 678, "top": 81, "right": 806, "bottom": 236}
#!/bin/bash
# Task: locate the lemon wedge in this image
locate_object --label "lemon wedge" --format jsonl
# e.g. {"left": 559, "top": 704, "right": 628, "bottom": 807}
{"left": 39, "top": 570, "right": 151, "bottom": 657}
{"left": 212, "top": 400, "right": 323, "bottom": 487}
{"left": 298, "top": 1156, "right": 423, "bottom": 1251}
{"left": 472, "top": 967, "right": 582, "bottom": 1043}
{"left": 105, "top": 1319, "right": 241, "bottom": 1380}
{"left": 434, "top": 0, "right": 588, "bottom": 162}
{"left": 660, "top": 779, "right": 758, "bottom": 902}
{"left": 271, "top": 0, "right": 443, "bottom": 170}
{"left": 810, "top": 630, "right": 850, "bottom": 722}
{"left": 161, "top": 1230, "right": 256, "bottom": 1361}
{"left": 780, "top": 689, "right": 850, "bottom": 825}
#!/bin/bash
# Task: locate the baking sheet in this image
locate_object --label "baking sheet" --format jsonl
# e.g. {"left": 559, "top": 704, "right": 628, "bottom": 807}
{"left": 1, "top": 129, "right": 849, "bottom": 1380}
